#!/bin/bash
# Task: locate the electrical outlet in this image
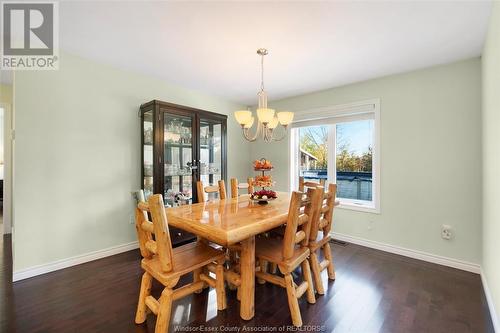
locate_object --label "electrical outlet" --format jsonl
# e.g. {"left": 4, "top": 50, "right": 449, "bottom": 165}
{"left": 441, "top": 224, "right": 452, "bottom": 240}
{"left": 129, "top": 214, "right": 135, "bottom": 225}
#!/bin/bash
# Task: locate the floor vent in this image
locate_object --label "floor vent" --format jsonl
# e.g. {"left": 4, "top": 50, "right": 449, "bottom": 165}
{"left": 331, "top": 239, "right": 348, "bottom": 246}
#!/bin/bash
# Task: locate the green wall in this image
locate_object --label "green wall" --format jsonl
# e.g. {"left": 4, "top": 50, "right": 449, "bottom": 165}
{"left": 251, "top": 58, "right": 482, "bottom": 264}
{"left": 482, "top": 1, "right": 500, "bottom": 326}
{"left": 13, "top": 51, "right": 250, "bottom": 272}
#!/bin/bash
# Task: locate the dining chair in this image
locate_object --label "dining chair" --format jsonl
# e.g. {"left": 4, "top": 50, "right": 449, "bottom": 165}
{"left": 308, "top": 183, "right": 337, "bottom": 295}
{"left": 227, "top": 177, "right": 254, "bottom": 287}
{"left": 230, "top": 177, "right": 254, "bottom": 198}
{"left": 268, "top": 178, "right": 324, "bottom": 245}
{"left": 266, "top": 180, "right": 324, "bottom": 273}
{"left": 196, "top": 179, "right": 226, "bottom": 203}
{"left": 134, "top": 194, "right": 227, "bottom": 332}
{"left": 255, "top": 188, "right": 322, "bottom": 327}
{"left": 298, "top": 176, "right": 325, "bottom": 192}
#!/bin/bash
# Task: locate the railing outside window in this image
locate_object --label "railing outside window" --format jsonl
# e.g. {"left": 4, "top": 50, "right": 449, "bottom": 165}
{"left": 300, "top": 169, "right": 372, "bottom": 201}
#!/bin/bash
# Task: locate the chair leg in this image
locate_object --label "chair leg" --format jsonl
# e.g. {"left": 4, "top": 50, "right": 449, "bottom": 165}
{"left": 215, "top": 261, "right": 227, "bottom": 310}
{"left": 323, "top": 242, "right": 335, "bottom": 280}
{"left": 301, "top": 259, "right": 316, "bottom": 304}
{"left": 229, "top": 250, "right": 238, "bottom": 267}
{"left": 309, "top": 251, "right": 325, "bottom": 295}
{"left": 193, "top": 268, "right": 203, "bottom": 294}
{"left": 284, "top": 274, "right": 302, "bottom": 327}
{"left": 258, "top": 260, "right": 268, "bottom": 284}
{"left": 135, "top": 272, "right": 153, "bottom": 324}
{"left": 155, "top": 288, "right": 173, "bottom": 333}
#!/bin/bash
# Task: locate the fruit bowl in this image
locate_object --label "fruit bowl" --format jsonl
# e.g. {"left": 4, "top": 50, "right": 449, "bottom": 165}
{"left": 250, "top": 189, "right": 277, "bottom": 205}
{"left": 251, "top": 197, "right": 276, "bottom": 205}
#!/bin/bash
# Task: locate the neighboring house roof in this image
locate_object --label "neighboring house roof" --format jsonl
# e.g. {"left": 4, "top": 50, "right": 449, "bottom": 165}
{"left": 300, "top": 148, "right": 318, "bottom": 161}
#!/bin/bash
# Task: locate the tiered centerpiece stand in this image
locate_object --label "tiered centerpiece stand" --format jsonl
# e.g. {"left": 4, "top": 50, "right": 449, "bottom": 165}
{"left": 250, "top": 158, "right": 277, "bottom": 205}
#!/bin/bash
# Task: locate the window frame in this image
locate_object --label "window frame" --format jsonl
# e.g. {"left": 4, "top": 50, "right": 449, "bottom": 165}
{"left": 289, "top": 99, "right": 381, "bottom": 214}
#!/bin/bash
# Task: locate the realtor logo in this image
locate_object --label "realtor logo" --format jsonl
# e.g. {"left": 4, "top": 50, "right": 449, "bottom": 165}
{"left": 1, "top": 1, "right": 59, "bottom": 69}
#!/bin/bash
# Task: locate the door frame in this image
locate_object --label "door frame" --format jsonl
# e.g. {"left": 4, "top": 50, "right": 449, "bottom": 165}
{"left": 0, "top": 102, "right": 13, "bottom": 235}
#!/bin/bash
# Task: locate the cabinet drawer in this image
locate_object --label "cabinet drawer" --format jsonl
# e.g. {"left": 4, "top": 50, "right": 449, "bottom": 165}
{"left": 170, "top": 227, "right": 196, "bottom": 247}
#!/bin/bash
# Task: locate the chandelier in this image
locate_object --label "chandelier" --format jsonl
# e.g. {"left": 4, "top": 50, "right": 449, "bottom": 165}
{"left": 234, "top": 48, "right": 294, "bottom": 142}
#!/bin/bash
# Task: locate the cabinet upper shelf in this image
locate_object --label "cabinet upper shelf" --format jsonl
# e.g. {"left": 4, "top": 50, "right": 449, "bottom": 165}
{"left": 144, "top": 142, "right": 212, "bottom": 149}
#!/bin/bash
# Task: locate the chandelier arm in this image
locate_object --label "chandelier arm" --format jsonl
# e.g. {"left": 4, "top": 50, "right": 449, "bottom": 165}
{"left": 271, "top": 125, "right": 288, "bottom": 142}
{"left": 241, "top": 119, "right": 263, "bottom": 142}
{"left": 264, "top": 127, "right": 274, "bottom": 143}
{"left": 242, "top": 128, "right": 257, "bottom": 142}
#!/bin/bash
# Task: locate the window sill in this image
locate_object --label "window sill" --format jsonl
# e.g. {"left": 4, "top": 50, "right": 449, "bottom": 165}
{"left": 337, "top": 200, "right": 380, "bottom": 214}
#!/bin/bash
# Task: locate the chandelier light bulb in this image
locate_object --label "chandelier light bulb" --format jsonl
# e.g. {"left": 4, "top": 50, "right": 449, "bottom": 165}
{"left": 277, "top": 111, "right": 294, "bottom": 126}
{"left": 256, "top": 108, "right": 275, "bottom": 124}
{"left": 244, "top": 116, "right": 255, "bottom": 129}
{"left": 234, "top": 110, "right": 252, "bottom": 126}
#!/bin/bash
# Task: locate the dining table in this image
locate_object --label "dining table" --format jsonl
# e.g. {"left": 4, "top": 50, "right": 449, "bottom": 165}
{"left": 165, "top": 191, "right": 293, "bottom": 320}
{"left": 165, "top": 191, "right": 340, "bottom": 320}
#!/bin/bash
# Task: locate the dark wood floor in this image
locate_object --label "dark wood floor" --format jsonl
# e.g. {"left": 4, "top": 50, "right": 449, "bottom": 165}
{"left": 0, "top": 234, "right": 494, "bottom": 333}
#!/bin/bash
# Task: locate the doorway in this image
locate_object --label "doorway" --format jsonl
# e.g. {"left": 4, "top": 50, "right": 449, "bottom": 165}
{"left": 0, "top": 103, "right": 12, "bottom": 241}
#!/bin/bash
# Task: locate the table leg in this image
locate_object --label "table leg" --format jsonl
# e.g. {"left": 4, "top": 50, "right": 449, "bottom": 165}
{"left": 240, "top": 236, "right": 255, "bottom": 320}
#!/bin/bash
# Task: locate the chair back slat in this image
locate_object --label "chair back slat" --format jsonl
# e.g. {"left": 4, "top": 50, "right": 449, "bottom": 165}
{"left": 136, "top": 194, "right": 174, "bottom": 273}
{"left": 135, "top": 205, "right": 154, "bottom": 259}
{"left": 298, "top": 176, "right": 325, "bottom": 192}
{"left": 218, "top": 180, "right": 227, "bottom": 199}
{"left": 230, "top": 178, "right": 238, "bottom": 198}
{"left": 322, "top": 184, "right": 337, "bottom": 235}
{"left": 204, "top": 185, "right": 220, "bottom": 193}
{"left": 145, "top": 239, "right": 158, "bottom": 254}
{"left": 141, "top": 221, "right": 154, "bottom": 233}
{"left": 230, "top": 177, "right": 254, "bottom": 198}
{"left": 297, "top": 214, "right": 309, "bottom": 226}
{"left": 282, "top": 188, "right": 322, "bottom": 260}
{"left": 196, "top": 180, "right": 227, "bottom": 202}
{"left": 294, "top": 230, "right": 306, "bottom": 244}
{"left": 309, "top": 183, "right": 336, "bottom": 241}
{"left": 247, "top": 177, "right": 255, "bottom": 194}
{"left": 148, "top": 194, "right": 175, "bottom": 272}
{"left": 138, "top": 201, "right": 149, "bottom": 212}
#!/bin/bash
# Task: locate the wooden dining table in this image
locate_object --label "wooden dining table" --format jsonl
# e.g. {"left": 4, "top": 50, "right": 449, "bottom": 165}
{"left": 165, "top": 191, "right": 293, "bottom": 320}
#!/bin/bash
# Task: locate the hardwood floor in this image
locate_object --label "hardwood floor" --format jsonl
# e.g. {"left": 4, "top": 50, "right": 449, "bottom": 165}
{"left": 0, "top": 235, "right": 494, "bottom": 332}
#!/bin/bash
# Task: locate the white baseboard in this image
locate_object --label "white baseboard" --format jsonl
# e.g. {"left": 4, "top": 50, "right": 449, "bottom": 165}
{"left": 13, "top": 241, "right": 139, "bottom": 282}
{"left": 481, "top": 270, "right": 499, "bottom": 332}
{"left": 331, "top": 232, "right": 481, "bottom": 274}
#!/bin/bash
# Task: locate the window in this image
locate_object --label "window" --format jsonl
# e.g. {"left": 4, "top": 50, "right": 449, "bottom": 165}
{"left": 290, "top": 99, "right": 380, "bottom": 213}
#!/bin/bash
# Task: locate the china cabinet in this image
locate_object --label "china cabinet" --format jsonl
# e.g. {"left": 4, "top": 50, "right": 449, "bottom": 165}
{"left": 140, "top": 100, "right": 227, "bottom": 245}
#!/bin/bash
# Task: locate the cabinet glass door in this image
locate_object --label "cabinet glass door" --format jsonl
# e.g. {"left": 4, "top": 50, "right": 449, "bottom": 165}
{"left": 163, "top": 113, "right": 194, "bottom": 207}
{"left": 199, "top": 117, "right": 223, "bottom": 201}
{"left": 143, "top": 110, "right": 154, "bottom": 199}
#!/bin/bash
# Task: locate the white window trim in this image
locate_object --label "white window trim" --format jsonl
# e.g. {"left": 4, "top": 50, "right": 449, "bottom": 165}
{"left": 289, "top": 98, "right": 381, "bottom": 214}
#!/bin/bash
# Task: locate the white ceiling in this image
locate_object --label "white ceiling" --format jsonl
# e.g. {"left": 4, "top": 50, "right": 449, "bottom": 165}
{"left": 2, "top": 1, "right": 493, "bottom": 104}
